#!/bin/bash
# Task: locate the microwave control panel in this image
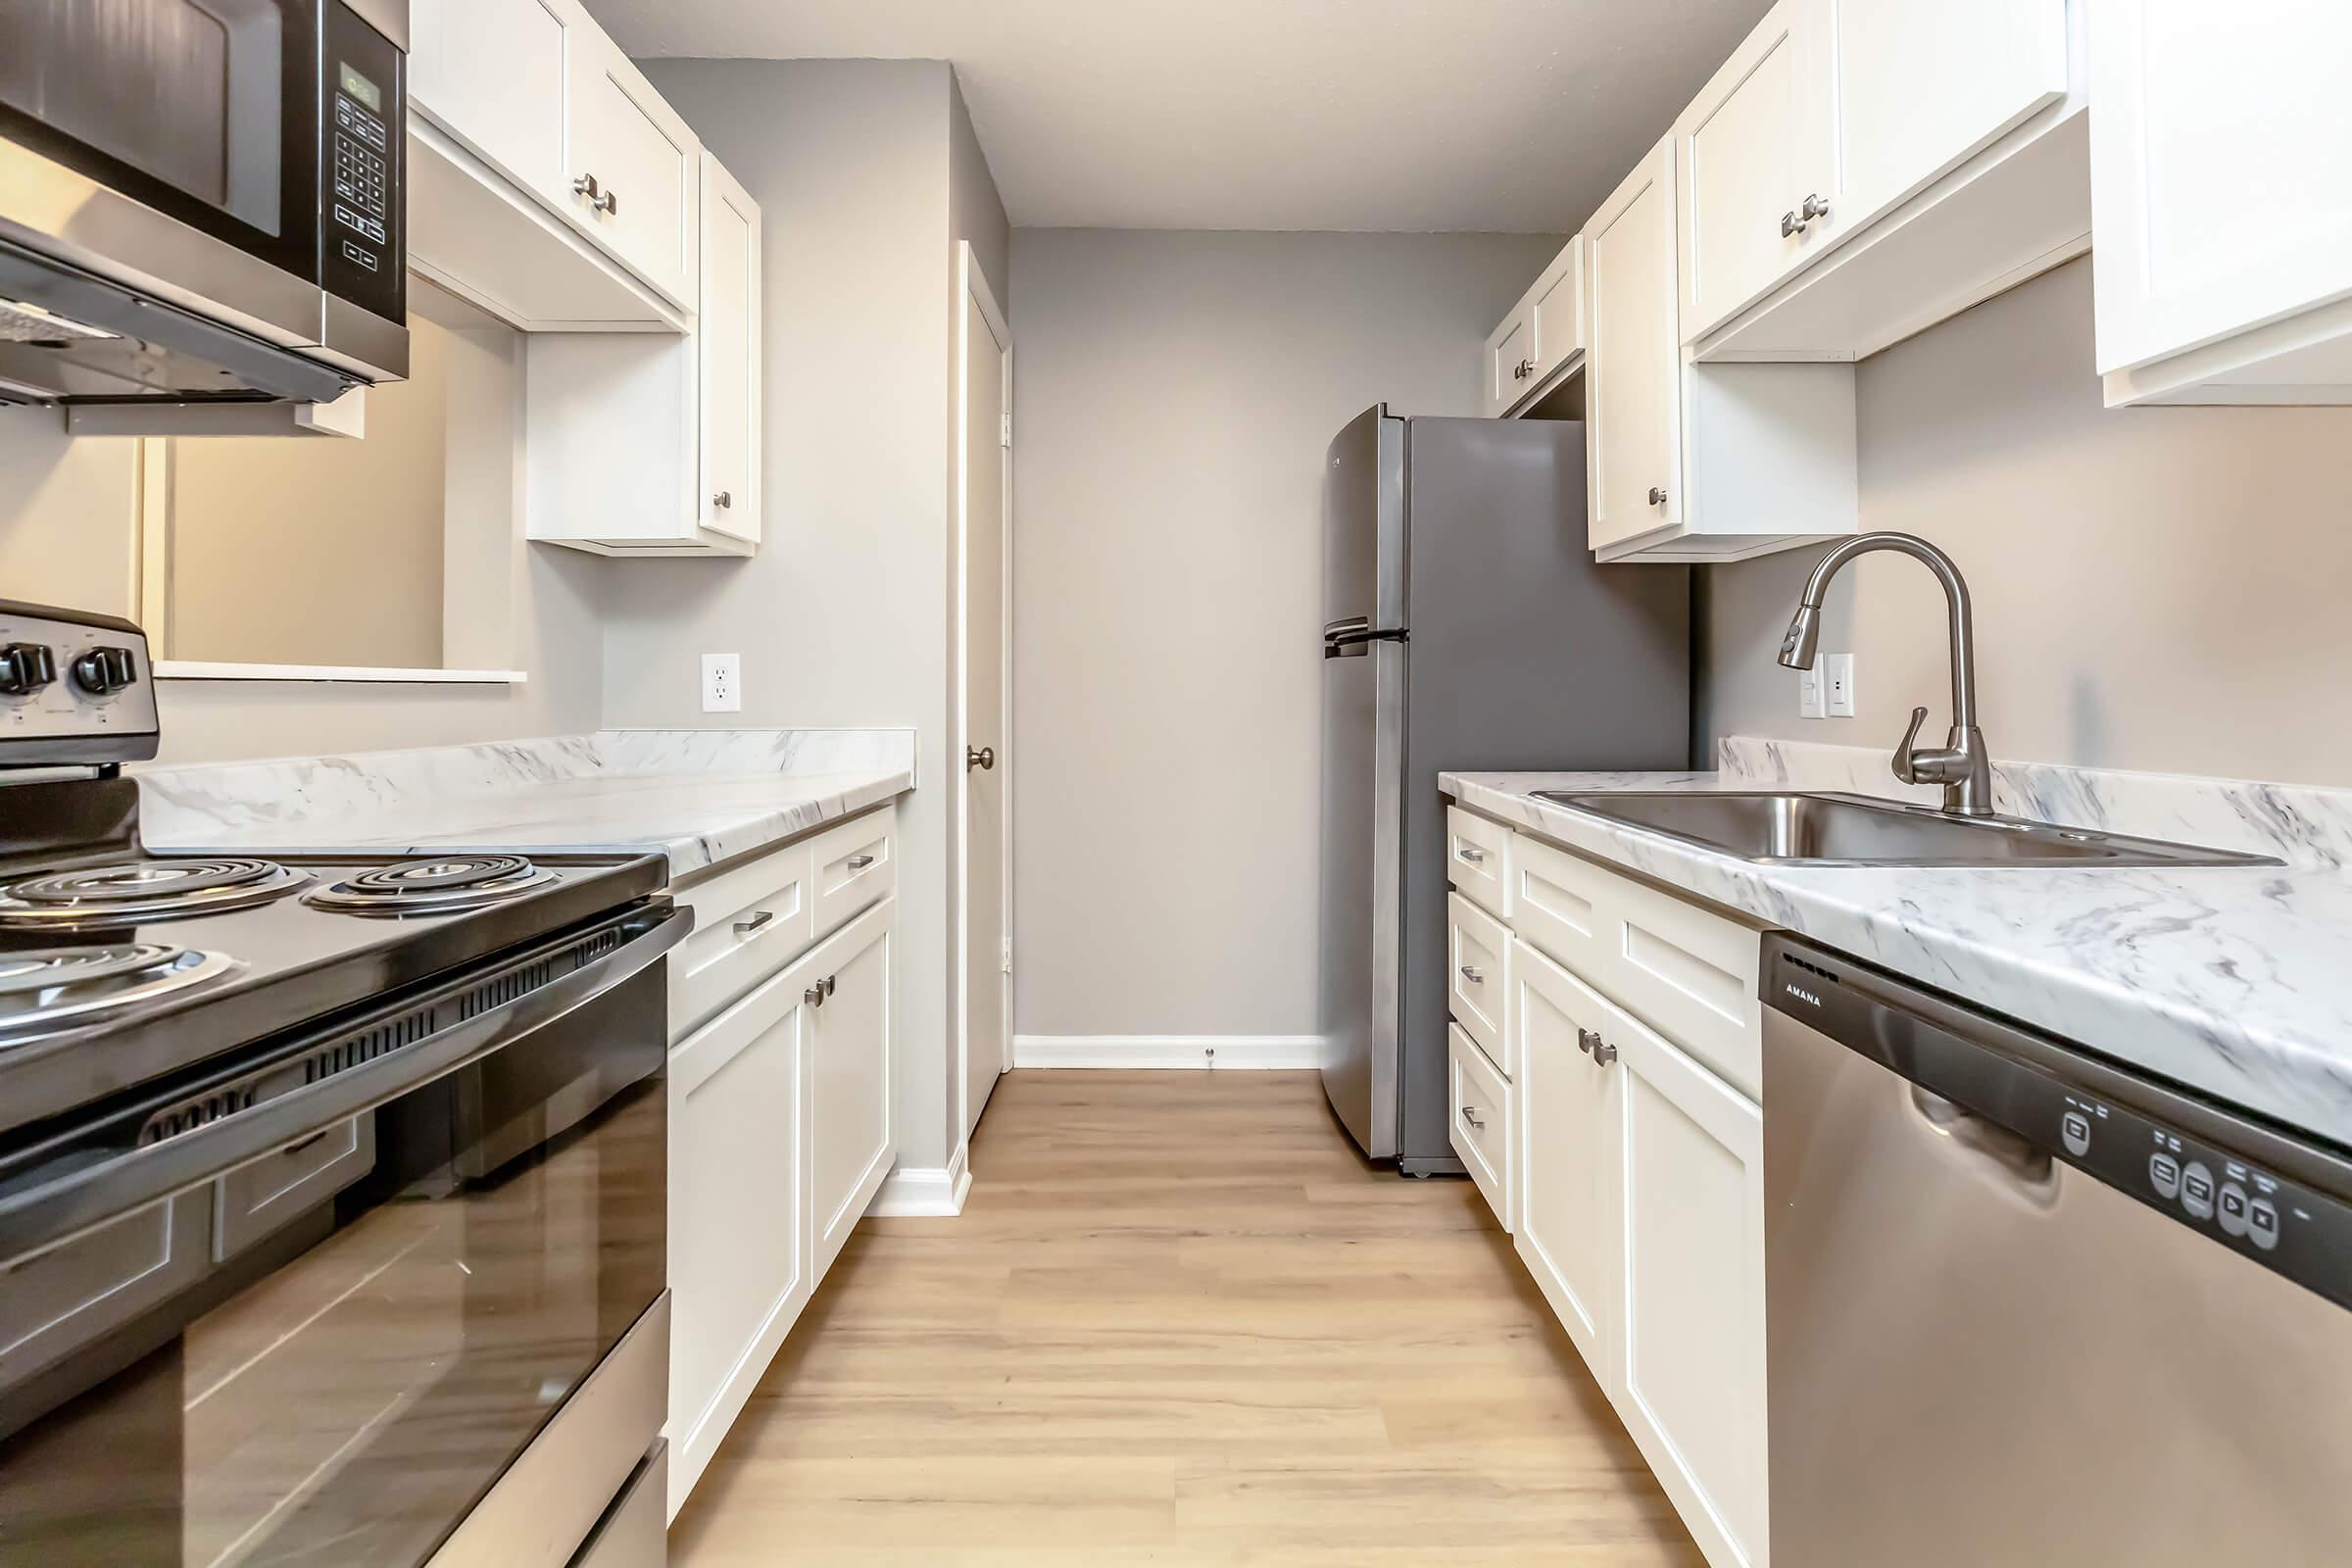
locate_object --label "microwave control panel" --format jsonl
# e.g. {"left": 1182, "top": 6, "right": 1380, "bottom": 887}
{"left": 318, "top": 0, "right": 404, "bottom": 326}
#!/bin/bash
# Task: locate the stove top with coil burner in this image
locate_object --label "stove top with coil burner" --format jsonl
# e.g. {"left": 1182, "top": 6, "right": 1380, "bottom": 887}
{"left": 0, "top": 856, "right": 313, "bottom": 930}
{"left": 0, "top": 601, "right": 675, "bottom": 1138}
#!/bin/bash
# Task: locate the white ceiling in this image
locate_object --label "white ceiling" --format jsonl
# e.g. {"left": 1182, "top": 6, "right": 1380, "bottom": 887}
{"left": 580, "top": 0, "right": 1773, "bottom": 233}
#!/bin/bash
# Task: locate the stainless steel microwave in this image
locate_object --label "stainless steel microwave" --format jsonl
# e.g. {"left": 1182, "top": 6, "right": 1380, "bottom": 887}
{"left": 0, "top": 0, "right": 409, "bottom": 406}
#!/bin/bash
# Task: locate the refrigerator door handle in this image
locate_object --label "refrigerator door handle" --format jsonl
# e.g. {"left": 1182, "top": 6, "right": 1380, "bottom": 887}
{"left": 1323, "top": 615, "right": 1372, "bottom": 642}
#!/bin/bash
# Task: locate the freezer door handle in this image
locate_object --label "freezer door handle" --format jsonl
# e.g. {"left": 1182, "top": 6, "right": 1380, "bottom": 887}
{"left": 1324, "top": 614, "right": 1371, "bottom": 641}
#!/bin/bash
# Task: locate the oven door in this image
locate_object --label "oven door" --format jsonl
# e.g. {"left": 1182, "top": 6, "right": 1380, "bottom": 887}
{"left": 0, "top": 899, "right": 685, "bottom": 1567}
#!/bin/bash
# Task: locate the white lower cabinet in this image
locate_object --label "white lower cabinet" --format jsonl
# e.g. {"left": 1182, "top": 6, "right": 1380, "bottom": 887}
{"left": 662, "top": 808, "right": 900, "bottom": 1519}
{"left": 1613, "top": 995, "right": 1767, "bottom": 1568}
{"left": 809, "top": 903, "right": 896, "bottom": 1278}
{"left": 1511, "top": 942, "right": 1620, "bottom": 1379}
{"left": 1446, "top": 1023, "right": 1514, "bottom": 1232}
{"left": 668, "top": 943, "right": 812, "bottom": 1513}
{"left": 1450, "top": 804, "right": 1768, "bottom": 1568}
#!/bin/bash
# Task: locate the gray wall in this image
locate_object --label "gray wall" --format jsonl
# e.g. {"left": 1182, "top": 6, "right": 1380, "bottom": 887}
{"left": 1007, "top": 228, "right": 1564, "bottom": 1043}
{"left": 612, "top": 58, "right": 1003, "bottom": 1173}
{"left": 1699, "top": 259, "right": 2352, "bottom": 787}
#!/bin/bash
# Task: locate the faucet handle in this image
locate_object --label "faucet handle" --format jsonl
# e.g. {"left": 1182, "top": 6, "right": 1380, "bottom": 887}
{"left": 1893, "top": 706, "right": 1931, "bottom": 784}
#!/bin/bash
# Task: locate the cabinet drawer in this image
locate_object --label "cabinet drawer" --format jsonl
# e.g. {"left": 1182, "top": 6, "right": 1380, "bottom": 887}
{"left": 215, "top": 1114, "right": 376, "bottom": 1261}
{"left": 669, "top": 841, "right": 815, "bottom": 1039}
{"left": 1446, "top": 892, "right": 1512, "bottom": 1077}
{"left": 1448, "top": 1023, "right": 1514, "bottom": 1232}
{"left": 1510, "top": 830, "right": 1762, "bottom": 1102}
{"left": 808, "top": 808, "right": 896, "bottom": 938}
{"left": 1446, "top": 805, "right": 1512, "bottom": 918}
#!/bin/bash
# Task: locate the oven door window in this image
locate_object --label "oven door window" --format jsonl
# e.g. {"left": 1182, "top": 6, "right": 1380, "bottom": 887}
{"left": 0, "top": 0, "right": 318, "bottom": 283}
{"left": 0, "top": 965, "right": 666, "bottom": 1566}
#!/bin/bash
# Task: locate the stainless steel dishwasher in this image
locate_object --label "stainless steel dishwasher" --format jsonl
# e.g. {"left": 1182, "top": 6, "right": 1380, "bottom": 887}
{"left": 1762, "top": 932, "right": 2352, "bottom": 1564}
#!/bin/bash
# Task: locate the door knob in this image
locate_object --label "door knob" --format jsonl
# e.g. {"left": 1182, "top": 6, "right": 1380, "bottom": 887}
{"left": 966, "top": 745, "right": 996, "bottom": 771}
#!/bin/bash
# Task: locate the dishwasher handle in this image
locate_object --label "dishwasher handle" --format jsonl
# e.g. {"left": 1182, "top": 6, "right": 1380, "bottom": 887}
{"left": 1910, "top": 1084, "right": 2057, "bottom": 1205}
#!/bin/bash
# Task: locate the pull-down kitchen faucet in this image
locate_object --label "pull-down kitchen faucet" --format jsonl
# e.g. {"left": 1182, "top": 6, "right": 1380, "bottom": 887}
{"left": 1778, "top": 532, "right": 1993, "bottom": 816}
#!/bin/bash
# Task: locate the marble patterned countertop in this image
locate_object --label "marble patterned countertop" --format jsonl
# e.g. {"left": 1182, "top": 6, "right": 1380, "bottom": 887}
{"left": 1445, "top": 739, "right": 2352, "bottom": 1149}
{"left": 135, "top": 729, "right": 916, "bottom": 882}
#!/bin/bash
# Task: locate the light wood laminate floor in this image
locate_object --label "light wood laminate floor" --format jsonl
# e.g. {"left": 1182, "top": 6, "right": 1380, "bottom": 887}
{"left": 670, "top": 1070, "right": 1700, "bottom": 1566}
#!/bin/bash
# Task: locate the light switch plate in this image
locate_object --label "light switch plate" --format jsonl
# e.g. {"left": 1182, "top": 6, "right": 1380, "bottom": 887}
{"left": 1798, "top": 657, "right": 1826, "bottom": 719}
{"left": 702, "top": 652, "right": 742, "bottom": 713}
{"left": 1826, "top": 653, "right": 1855, "bottom": 717}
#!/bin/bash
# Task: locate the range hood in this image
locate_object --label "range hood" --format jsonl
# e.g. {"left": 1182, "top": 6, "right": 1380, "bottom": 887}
{"left": 0, "top": 240, "right": 359, "bottom": 409}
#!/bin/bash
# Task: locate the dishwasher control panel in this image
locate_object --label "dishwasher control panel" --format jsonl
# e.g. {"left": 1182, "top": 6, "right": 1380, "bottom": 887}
{"left": 1763, "top": 934, "right": 2352, "bottom": 1314}
{"left": 2051, "top": 1085, "right": 2342, "bottom": 1298}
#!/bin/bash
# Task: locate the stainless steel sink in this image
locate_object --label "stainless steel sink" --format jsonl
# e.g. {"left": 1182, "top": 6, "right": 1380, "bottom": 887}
{"left": 1530, "top": 791, "right": 2279, "bottom": 868}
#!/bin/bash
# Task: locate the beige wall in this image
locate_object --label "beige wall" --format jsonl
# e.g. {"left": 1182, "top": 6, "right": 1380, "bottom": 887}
{"left": 0, "top": 318, "right": 602, "bottom": 764}
{"left": 1007, "top": 228, "right": 1565, "bottom": 1041}
{"left": 170, "top": 311, "right": 451, "bottom": 669}
{"left": 618, "top": 58, "right": 1001, "bottom": 1173}
{"left": 1699, "top": 259, "right": 2352, "bottom": 787}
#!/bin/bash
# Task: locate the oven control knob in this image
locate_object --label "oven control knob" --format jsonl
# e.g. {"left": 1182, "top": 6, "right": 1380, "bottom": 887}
{"left": 70, "top": 645, "right": 137, "bottom": 698}
{"left": 0, "top": 642, "right": 57, "bottom": 697}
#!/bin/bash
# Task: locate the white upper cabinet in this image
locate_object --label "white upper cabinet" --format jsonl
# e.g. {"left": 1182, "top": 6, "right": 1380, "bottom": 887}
{"left": 1586, "top": 136, "right": 1859, "bottom": 564}
{"left": 1481, "top": 306, "right": 1534, "bottom": 419}
{"left": 1833, "top": 0, "right": 2068, "bottom": 224}
{"left": 1674, "top": 0, "right": 1837, "bottom": 344}
{"left": 408, "top": 0, "right": 574, "bottom": 198}
{"left": 1586, "top": 140, "right": 1685, "bottom": 553}
{"left": 406, "top": 0, "right": 699, "bottom": 330}
{"left": 527, "top": 151, "right": 764, "bottom": 557}
{"left": 1688, "top": 0, "right": 2081, "bottom": 364}
{"left": 2090, "top": 0, "right": 2352, "bottom": 405}
{"left": 566, "top": 27, "right": 701, "bottom": 311}
{"left": 1479, "top": 236, "right": 1585, "bottom": 417}
{"left": 698, "top": 153, "right": 762, "bottom": 546}
{"left": 1528, "top": 237, "right": 1587, "bottom": 386}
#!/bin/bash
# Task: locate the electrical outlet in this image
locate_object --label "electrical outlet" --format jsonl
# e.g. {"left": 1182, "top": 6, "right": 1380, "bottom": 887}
{"left": 1797, "top": 657, "right": 1826, "bottom": 720}
{"left": 701, "top": 653, "right": 742, "bottom": 713}
{"left": 1825, "top": 653, "right": 1856, "bottom": 717}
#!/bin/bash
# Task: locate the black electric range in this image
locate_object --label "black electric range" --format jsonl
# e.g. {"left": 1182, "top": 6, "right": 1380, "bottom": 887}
{"left": 0, "top": 600, "right": 686, "bottom": 1568}
{"left": 0, "top": 774, "right": 669, "bottom": 1140}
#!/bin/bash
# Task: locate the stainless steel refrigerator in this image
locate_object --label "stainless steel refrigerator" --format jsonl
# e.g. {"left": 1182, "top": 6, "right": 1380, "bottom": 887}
{"left": 1318, "top": 406, "right": 1690, "bottom": 1170}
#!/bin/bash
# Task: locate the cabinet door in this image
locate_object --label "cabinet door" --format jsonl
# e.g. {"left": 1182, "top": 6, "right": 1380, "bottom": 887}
{"left": 1585, "top": 138, "right": 1683, "bottom": 553}
{"left": 2089, "top": 0, "right": 2352, "bottom": 377}
{"left": 1529, "top": 237, "right": 1586, "bottom": 383}
{"left": 698, "top": 154, "right": 761, "bottom": 545}
{"left": 1675, "top": 0, "right": 1836, "bottom": 342}
{"left": 1612, "top": 1002, "right": 1766, "bottom": 1568}
{"left": 566, "top": 28, "right": 700, "bottom": 307}
{"left": 810, "top": 905, "right": 895, "bottom": 1278}
{"left": 1482, "top": 305, "right": 1533, "bottom": 417}
{"left": 408, "top": 0, "right": 575, "bottom": 196}
{"left": 1832, "top": 0, "right": 2066, "bottom": 230}
{"left": 668, "top": 951, "right": 813, "bottom": 1510}
{"left": 1511, "top": 940, "right": 1621, "bottom": 1385}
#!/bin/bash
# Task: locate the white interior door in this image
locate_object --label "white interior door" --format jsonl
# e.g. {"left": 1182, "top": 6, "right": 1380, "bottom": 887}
{"left": 958, "top": 243, "right": 1012, "bottom": 1154}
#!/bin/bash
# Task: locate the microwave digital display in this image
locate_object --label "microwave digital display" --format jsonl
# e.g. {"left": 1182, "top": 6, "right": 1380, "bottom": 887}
{"left": 338, "top": 61, "right": 382, "bottom": 114}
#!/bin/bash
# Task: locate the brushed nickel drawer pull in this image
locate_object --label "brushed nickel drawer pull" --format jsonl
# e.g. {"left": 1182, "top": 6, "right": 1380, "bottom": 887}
{"left": 734, "top": 909, "right": 774, "bottom": 936}
{"left": 1457, "top": 845, "right": 1487, "bottom": 864}
{"left": 1461, "top": 1105, "right": 1485, "bottom": 1131}
{"left": 1459, "top": 965, "right": 1485, "bottom": 985}
{"left": 847, "top": 853, "right": 875, "bottom": 870}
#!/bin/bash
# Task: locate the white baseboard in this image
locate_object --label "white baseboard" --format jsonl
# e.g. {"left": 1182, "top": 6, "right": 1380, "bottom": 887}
{"left": 865, "top": 1145, "right": 972, "bottom": 1217}
{"left": 1011, "top": 1035, "right": 1322, "bottom": 1070}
